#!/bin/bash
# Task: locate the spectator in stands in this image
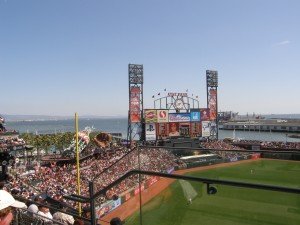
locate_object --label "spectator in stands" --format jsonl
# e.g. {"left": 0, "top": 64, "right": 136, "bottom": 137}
{"left": 27, "top": 196, "right": 42, "bottom": 216}
{"left": 52, "top": 203, "right": 74, "bottom": 225}
{"left": 0, "top": 190, "right": 26, "bottom": 225}
{"left": 110, "top": 217, "right": 124, "bottom": 225}
{"left": 37, "top": 203, "right": 53, "bottom": 222}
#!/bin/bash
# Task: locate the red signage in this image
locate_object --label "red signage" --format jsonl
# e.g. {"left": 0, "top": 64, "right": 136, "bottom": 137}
{"left": 130, "top": 87, "right": 141, "bottom": 122}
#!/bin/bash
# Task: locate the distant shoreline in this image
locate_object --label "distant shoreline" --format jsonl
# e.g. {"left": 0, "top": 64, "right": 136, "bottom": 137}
{"left": 3, "top": 116, "right": 127, "bottom": 122}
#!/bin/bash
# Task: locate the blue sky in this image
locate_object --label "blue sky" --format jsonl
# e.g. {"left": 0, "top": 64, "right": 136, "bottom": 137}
{"left": 1, "top": 0, "right": 299, "bottom": 117}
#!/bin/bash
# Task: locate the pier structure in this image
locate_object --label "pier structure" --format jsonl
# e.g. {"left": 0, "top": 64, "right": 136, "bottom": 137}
{"left": 220, "top": 119, "right": 300, "bottom": 133}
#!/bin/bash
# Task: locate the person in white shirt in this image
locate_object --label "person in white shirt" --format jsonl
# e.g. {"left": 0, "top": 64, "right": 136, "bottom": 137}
{"left": 37, "top": 204, "right": 53, "bottom": 222}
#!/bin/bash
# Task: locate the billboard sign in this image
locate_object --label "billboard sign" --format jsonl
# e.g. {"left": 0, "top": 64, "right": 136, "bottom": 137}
{"left": 130, "top": 87, "right": 141, "bottom": 122}
{"left": 157, "top": 110, "right": 169, "bottom": 123}
{"left": 144, "top": 110, "right": 157, "bottom": 123}
{"left": 208, "top": 89, "right": 217, "bottom": 119}
{"left": 202, "top": 121, "right": 211, "bottom": 137}
{"left": 145, "top": 123, "right": 156, "bottom": 141}
{"left": 169, "top": 113, "right": 190, "bottom": 122}
{"left": 156, "top": 123, "right": 168, "bottom": 138}
{"left": 200, "top": 108, "right": 210, "bottom": 121}
{"left": 190, "top": 122, "right": 201, "bottom": 137}
{"left": 190, "top": 112, "right": 200, "bottom": 122}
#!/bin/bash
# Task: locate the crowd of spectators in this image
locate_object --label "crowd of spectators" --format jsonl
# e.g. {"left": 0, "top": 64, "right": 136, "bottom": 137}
{"left": 2, "top": 137, "right": 299, "bottom": 224}
{"left": 260, "top": 141, "right": 300, "bottom": 149}
{"left": 231, "top": 139, "right": 300, "bottom": 150}
{"left": 4, "top": 145, "right": 182, "bottom": 211}
{"left": 200, "top": 140, "right": 251, "bottom": 159}
{"left": 0, "top": 137, "right": 25, "bottom": 149}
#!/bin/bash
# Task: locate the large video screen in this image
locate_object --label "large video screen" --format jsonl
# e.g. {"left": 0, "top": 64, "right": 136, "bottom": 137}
{"left": 144, "top": 110, "right": 210, "bottom": 140}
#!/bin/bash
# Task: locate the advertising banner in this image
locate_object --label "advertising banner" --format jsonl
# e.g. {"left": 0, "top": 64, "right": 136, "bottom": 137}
{"left": 190, "top": 112, "right": 200, "bottom": 122}
{"left": 251, "top": 154, "right": 261, "bottom": 159}
{"left": 156, "top": 123, "right": 168, "bottom": 138}
{"left": 130, "top": 87, "right": 141, "bottom": 122}
{"left": 144, "top": 109, "right": 157, "bottom": 123}
{"left": 190, "top": 122, "right": 201, "bottom": 137}
{"left": 209, "top": 89, "right": 217, "bottom": 95}
{"left": 200, "top": 108, "right": 210, "bottom": 121}
{"left": 96, "top": 198, "right": 121, "bottom": 219}
{"left": 147, "top": 176, "right": 159, "bottom": 186}
{"left": 208, "top": 89, "right": 217, "bottom": 119}
{"left": 145, "top": 123, "right": 156, "bottom": 141}
{"left": 134, "top": 183, "right": 145, "bottom": 196}
{"left": 157, "top": 110, "right": 169, "bottom": 123}
{"left": 169, "top": 113, "right": 190, "bottom": 122}
{"left": 202, "top": 121, "right": 211, "bottom": 137}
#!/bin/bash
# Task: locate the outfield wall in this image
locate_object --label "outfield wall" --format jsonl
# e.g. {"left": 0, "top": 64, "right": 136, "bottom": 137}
{"left": 261, "top": 152, "right": 300, "bottom": 161}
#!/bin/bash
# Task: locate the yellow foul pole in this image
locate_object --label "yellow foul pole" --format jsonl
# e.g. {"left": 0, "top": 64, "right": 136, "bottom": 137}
{"left": 75, "top": 113, "right": 82, "bottom": 215}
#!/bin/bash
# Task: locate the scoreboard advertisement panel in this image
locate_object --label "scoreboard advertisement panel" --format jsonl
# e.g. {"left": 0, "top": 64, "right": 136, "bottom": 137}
{"left": 190, "top": 112, "right": 200, "bottom": 122}
{"left": 202, "top": 121, "right": 211, "bottom": 137}
{"left": 190, "top": 122, "right": 201, "bottom": 137}
{"left": 130, "top": 87, "right": 141, "bottom": 122}
{"left": 169, "top": 113, "right": 190, "bottom": 122}
{"left": 200, "top": 108, "right": 210, "bottom": 121}
{"left": 157, "top": 110, "right": 169, "bottom": 123}
{"left": 145, "top": 109, "right": 157, "bottom": 123}
{"left": 156, "top": 123, "right": 168, "bottom": 139}
{"left": 145, "top": 123, "right": 156, "bottom": 141}
{"left": 208, "top": 89, "right": 217, "bottom": 120}
{"left": 144, "top": 110, "right": 210, "bottom": 140}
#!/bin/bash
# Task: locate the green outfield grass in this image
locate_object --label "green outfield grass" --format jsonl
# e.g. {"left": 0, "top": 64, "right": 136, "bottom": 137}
{"left": 125, "top": 160, "right": 300, "bottom": 225}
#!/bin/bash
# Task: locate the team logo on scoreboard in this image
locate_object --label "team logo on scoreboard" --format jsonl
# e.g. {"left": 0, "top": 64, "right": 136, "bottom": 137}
{"left": 157, "top": 110, "right": 169, "bottom": 123}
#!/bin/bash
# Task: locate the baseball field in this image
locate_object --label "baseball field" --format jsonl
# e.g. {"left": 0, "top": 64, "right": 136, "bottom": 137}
{"left": 119, "top": 159, "right": 300, "bottom": 225}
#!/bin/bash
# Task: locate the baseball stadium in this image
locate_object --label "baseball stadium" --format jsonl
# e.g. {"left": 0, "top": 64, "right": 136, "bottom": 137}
{"left": 0, "top": 65, "right": 300, "bottom": 225}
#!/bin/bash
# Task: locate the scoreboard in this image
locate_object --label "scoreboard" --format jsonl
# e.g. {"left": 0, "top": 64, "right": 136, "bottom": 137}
{"left": 144, "top": 109, "right": 211, "bottom": 141}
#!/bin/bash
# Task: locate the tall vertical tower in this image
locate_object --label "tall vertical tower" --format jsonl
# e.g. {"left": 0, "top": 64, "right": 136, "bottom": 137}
{"left": 127, "top": 64, "right": 144, "bottom": 146}
{"left": 206, "top": 70, "right": 218, "bottom": 140}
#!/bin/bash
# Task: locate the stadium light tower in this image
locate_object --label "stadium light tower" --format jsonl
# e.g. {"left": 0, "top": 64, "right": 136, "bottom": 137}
{"left": 127, "top": 64, "right": 144, "bottom": 147}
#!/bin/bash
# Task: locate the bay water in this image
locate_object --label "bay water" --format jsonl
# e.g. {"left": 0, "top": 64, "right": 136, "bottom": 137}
{"left": 4, "top": 118, "right": 300, "bottom": 143}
